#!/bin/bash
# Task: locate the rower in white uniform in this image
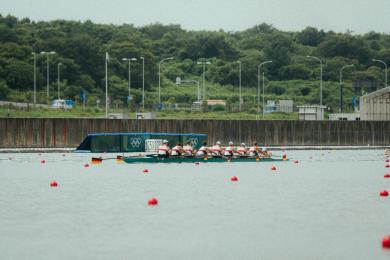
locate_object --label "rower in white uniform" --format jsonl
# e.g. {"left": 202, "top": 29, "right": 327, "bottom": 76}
{"left": 157, "top": 140, "right": 170, "bottom": 158}
{"left": 211, "top": 141, "right": 223, "bottom": 157}
{"left": 183, "top": 141, "right": 194, "bottom": 157}
{"left": 248, "top": 142, "right": 260, "bottom": 157}
{"left": 224, "top": 141, "right": 235, "bottom": 157}
{"left": 171, "top": 143, "right": 184, "bottom": 157}
{"left": 196, "top": 142, "right": 208, "bottom": 157}
{"left": 236, "top": 143, "right": 247, "bottom": 157}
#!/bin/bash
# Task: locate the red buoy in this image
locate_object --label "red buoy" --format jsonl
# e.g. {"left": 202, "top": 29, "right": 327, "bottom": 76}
{"left": 84, "top": 163, "right": 89, "bottom": 168}
{"left": 380, "top": 190, "right": 389, "bottom": 197}
{"left": 40, "top": 160, "right": 46, "bottom": 164}
{"left": 230, "top": 176, "right": 238, "bottom": 182}
{"left": 383, "top": 236, "right": 390, "bottom": 248}
{"left": 386, "top": 159, "right": 389, "bottom": 163}
{"left": 143, "top": 169, "right": 149, "bottom": 173}
{"left": 271, "top": 166, "right": 277, "bottom": 171}
{"left": 148, "top": 197, "right": 158, "bottom": 206}
{"left": 195, "top": 162, "right": 200, "bottom": 165}
{"left": 282, "top": 154, "right": 287, "bottom": 159}
{"left": 386, "top": 164, "right": 390, "bottom": 168}
{"left": 294, "top": 160, "right": 299, "bottom": 164}
{"left": 50, "top": 181, "right": 58, "bottom": 187}
{"left": 384, "top": 174, "right": 390, "bottom": 178}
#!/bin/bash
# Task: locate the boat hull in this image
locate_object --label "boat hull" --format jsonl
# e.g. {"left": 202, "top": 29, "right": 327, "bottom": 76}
{"left": 123, "top": 156, "right": 287, "bottom": 164}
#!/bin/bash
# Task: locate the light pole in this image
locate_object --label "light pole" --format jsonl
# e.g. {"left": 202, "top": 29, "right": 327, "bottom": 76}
{"left": 262, "top": 72, "right": 266, "bottom": 119}
{"left": 122, "top": 57, "right": 137, "bottom": 106}
{"left": 140, "top": 56, "right": 145, "bottom": 111}
{"left": 32, "top": 52, "right": 36, "bottom": 106}
{"left": 306, "top": 55, "right": 323, "bottom": 106}
{"left": 197, "top": 61, "right": 211, "bottom": 101}
{"left": 238, "top": 60, "right": 242, "bottom": 111}
{"left": 105, "top": 52, "right": 109, "bottom": 117}
{"left": 372, "top": 59, "right": 388, "bottom": 88}
{"left": 40, "top": 51, "right": 56, "bottom": 101}
{"left": 57, "top": 62, "right": 62, "bottom": 100}
{"left": 257, "top": 60, "right": 272, "bottom": 113}
{"left": 176, "top": 78, "right": 201, "bottom": 102}
{"left": 339, "top": 64, "right": 354, "bottom": 113}
{"left": 158, "top": 57, "right": 174, "bottom": 106}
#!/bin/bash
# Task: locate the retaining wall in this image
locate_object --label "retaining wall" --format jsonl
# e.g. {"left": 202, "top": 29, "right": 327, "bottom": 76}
{"left": 0, "top": 118, "right": 389, "bottom": 148}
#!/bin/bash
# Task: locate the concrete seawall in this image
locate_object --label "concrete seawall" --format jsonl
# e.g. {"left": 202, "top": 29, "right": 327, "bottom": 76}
{"left": 0, "top": 118, "right": 389, "bottom": 148}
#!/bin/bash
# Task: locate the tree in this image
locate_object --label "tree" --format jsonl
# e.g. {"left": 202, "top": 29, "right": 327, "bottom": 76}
{"left": 296, "top": 27, "right": 325, "bottom": 46}
{"left": 263, "top": 33, "right": 294, "bottom": 78}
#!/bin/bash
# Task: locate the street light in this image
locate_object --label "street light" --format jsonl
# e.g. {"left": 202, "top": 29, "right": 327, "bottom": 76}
{"left": 372, "top": 59, "right": 388, "bottom": 88}
{"left": 257, "top": 60, "right": 272, "bottom": 114}
{"left": 339, "top": 64, "right": 354, "bottom": 113}
{"left": 40, "top": 51, "right": 56, "bottom": 101}
{"left": 140, "top": 56, "right": 145, "bottom": 111}
{"left": 158, "top": 57, "right": 174, "bottom": 106}
{"left": 238, "top": 60, "right": 242, "bottom": 111}
{"left": 32, "top": 52, "right": 36, "bottom": 106}
{"left": 306, "top": 55, "right": 323, "bottom": 106}
{"left": 105, "top": 52, "right": 109, "bottom": 117}
{"left": 122, "top": 57, "right": 137, "bottom": 107}
{"left": 176, "top": 78, "right": 201, "bottom": 102}
{"left": 57, "top": 62, "right": 62, "bottom": 100}
{"left": 197, "top": 61, "right": 211, "bottom": 101}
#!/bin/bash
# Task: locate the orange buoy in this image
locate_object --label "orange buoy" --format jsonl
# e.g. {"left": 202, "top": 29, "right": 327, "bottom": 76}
{"left": 271, "top": 166, "right": 277, "bottom": 171}
{"left": 84, "top": 163, "right": 89, "bottom": 168}
{"left": 40, "top": 160, "right": 46, "bottom": 164}
{"left": 380, "top": 190, "right": 389, "bottom": 197}
{"left": 50, "top": 181, "right": 58, "bottom": 187}
{"left": 383, "top": 236, "right": 390, "bottom": 248}
{"left": 230, "top": 176, "right": 238, "bottom": 182}
{"left": 385, "top": 174, "right": 390, "bottom": 178}
{"left": 148, "top": 197, "right": 158, "bottom": 206}
{"left": 143, "top": 169, "right": 149, "bottom": 173}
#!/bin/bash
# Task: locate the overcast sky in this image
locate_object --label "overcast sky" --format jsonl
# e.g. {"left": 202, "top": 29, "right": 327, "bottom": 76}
{"left": 1, "top": 0, "right": 389, "bottom": 33}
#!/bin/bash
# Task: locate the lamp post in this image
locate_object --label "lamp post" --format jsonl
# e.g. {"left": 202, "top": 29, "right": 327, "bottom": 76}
{"left": 257, "top": 60, "right": 272, "bottom": 113}
{"left": 339, "top": 64, "right": 354, "bottom": 113}
{"left": 238, "top": 60, "right": 242, "bottom": 111}
{"left": 32, "top": 52, "right": 36, "bottom": 106}
{"left": 40, "top": 51, "right": 56, "bottom": 101}
{"left": 105, "top": 52, "right": 109, "bottom": 117}
{"left": 158, "top": 57, "right": 174, "bottom": 106}
{"left": 197, "top": 61, "right": 211, "bottom": 101}
{"left": 306, "top": 55, "right": 323, "bottom": 106}
{"left": 57, "top": 62, "right": 62, "bottom": 100}
{"left": 140, "top": 56, "right": 145, "bottom": 111}
{"left": 372, "top": 59, "right": 388, "bottom": 88}
{"left": 122, "top": 57, "right": 137, "bottom": 106}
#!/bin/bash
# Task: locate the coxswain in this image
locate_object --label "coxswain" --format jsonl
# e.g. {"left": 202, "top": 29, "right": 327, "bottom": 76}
{"left": 248, "top": 142, "right": 259, "bottom": 157}
{"left": 224, "top": 141, "right": 235, "bottom": 157}
{"left": 183, "top": 141, "right": 194, "bottom": 157}
{"left": 211, "top": 141, "right": 223, "bottom": 157}
{"left": 236, "top": 143, "right": 247, "bottom": 157}
{"left": 196, "top": 142, "right": 208, "bottom": 157}
{"left": 171, "top": 143, "right": 184, "bottom": 157}
{"left": 157, "top": 140, "right": 170, "bottom": 158}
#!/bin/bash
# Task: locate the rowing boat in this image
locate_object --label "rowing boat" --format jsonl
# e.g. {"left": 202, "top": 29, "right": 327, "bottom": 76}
{"left": 123, "top": 155, "right": 288, "bottom": 164}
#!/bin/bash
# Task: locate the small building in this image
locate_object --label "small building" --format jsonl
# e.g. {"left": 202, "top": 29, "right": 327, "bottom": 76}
{"left": 207, "top": 99, "right": 226, "bottom": 106}
{"left": 297, "top": 105, "right": 326, "bottom": 120}
{"left": 265, "top": 100, "right": 277, "bottom": 113}
{"left": 277, "top": 100, "right": 294, "bottom": 113}
{"left": 360, "top": 86, "right": 390, "bottom": 121}
{"left": 135, "top": 112, "right": 155, "bottom": 119}
{"left": 51, "top": 99, "right": 73, "bottom": 109}
{"left": 329, "top": 113, "right": 360, "bottom": 121}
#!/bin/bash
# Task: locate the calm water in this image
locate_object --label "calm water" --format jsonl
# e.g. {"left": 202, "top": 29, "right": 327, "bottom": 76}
{"left": 0, "top": 150, "right": 389, "bottom": 260}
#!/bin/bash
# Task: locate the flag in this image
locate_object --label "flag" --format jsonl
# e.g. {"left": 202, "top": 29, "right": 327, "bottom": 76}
{"left": 105, "top": 52, "right": 110, "bottom": 61}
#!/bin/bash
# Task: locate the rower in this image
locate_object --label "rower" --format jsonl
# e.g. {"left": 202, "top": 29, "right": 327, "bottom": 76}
{"left": 171, "top": 143, "right": 184, "bottom": 157}
{"left": 211, "top": 141, "right": 223, "bottom": 157}
{"left": 261, "top": 147, "right": 270, "bottom": 158}
{"left": 183, "top": 141, "right": 194, "bottom": 157}
{"left": 196, "top": 142, "right": 208, "bottom": 157}
{"left": 224, "top": 141, "right": 235, "bottom": 157}
{"left": 157, "top": 140, "right": 170, "bottom": 158}
{"left": 248, "top": 142, "right": 259, "bottom": 157}
{"left": 236, "top": 143, "right": 247, "bottom": 157}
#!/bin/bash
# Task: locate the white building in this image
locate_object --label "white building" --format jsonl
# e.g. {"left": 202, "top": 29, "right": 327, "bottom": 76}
{"left": 297, "top": 105, "right": 326, "bottom": 120}
{"left": 360, "top": 87, "right": 390, "bottom": 120}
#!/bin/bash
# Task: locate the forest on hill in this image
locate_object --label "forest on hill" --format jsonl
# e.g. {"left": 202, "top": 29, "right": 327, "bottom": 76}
{"left": 0, "top": 14, "right": 389, "bottom": 112}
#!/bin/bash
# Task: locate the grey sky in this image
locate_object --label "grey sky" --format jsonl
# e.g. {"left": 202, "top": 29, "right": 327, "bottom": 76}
{"left": 1, "top": 0, "right": 389, "bottom": 33}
